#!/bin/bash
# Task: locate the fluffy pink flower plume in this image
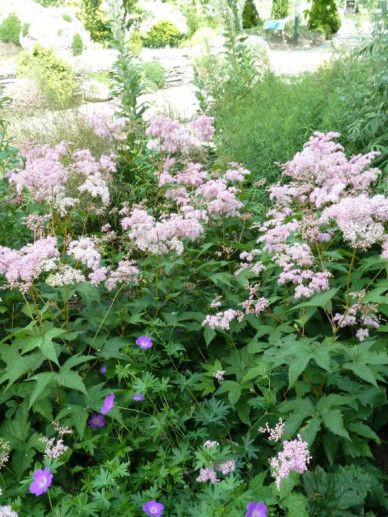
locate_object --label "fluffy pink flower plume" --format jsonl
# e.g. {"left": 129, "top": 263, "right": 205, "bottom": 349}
{"left": 87, "top": 113, "right": 126, "bottom": 141}
{"left": 270, "top": 435, "right": 311, "bottom": 489}
{"left": 105, "top": 259, "right": 139, "bottom": 291}
{"left": 146, "top": 114, "right": 215, "bottom": 154}
{"left": 121, "top": 208, "right": 203, "bottom": 256}
{"left": 0, "top": 237, "right": 59, "bottom": 292}
{"left": 9, "top": 143, "right": 115, "bottom": 215}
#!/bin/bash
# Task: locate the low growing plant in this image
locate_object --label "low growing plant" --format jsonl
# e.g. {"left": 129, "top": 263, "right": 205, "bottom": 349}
{"left": 142, "top": 20, "right": 182, "bottom": 48}
{"left": 0, "top": 14, "right": 21, "bottom": 46}
{"left": 16, "top": 45, "right": 79, "bottom": 109}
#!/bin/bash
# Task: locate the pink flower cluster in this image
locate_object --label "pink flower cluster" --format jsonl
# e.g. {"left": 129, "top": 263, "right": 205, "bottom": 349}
{"left": 0, "top": 237, "right": 59, "bottom": 292}
{"left": 146, "top": 115, "right": 214, "bottom": 154}
{"left": 121, "top": 208, "right": 204, "bottom": 255}
{"left": 87, "top": 113, "right": 126, "bottom": 141}
{"left": 39, "top": 436, "right": 68, "bottom": 460}
{"left": 259, "top": 418, "right": 285, "bottom": 442}
{"left": 203, "top": 287, "right": 268, "bottom": 330}
{"left": 9, "top": 143, "right": 116, "bottom": 215}
{"left": 196, "top": 459, "right": 236, "bottom": 483}
{"left": 253, "top": 132, "right": 387, "bottom": 298}
{"left": 270, "top": 435, "right": 311, "bottom": 489}
{"left": 333, "top": 291, "right": 380, "bottom": 341}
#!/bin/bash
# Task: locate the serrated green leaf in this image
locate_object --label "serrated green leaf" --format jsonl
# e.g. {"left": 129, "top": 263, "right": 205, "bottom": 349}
{"left": 321, "top": 408, "right": 350, "bottom": 440}
{"left": 348, "top": 421, "right": 380, "bottom": 443}
{"left": 288, "top": 354, "right": 311, "bottom": 387}
{"left": 29, "top": 372, "right": 56, "bottom": 408}
{"left": 343, "top": 363, "right": 378, "bottom": 387}
{"left": 203, "top": 326, "right": 216, "bottom": 345}
{"left": 282, "top": 493, "right": 309, "bottom": 517}
{"left": 57, "top": 370, "right": 86, "bottom": 393}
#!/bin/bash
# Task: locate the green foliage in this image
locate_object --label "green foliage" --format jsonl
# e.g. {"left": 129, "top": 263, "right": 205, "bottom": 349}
{"left": 16, "top": 45, "right": 79, "bottom": 108}
{"left": 127, "top": 29, "right": 143, "bottom": 55}
{"left": 210, "top": 36, "right": 387, "bottom": 183}
{"left": 80, "top": 0, "right": 112, "bottom": 44}
{"left": 142, "top": 20, "right": 182, "bottom": 48}
{"left": 0, "top": 13, "right": 21, "bottom": 46}
{"left": 33, "top": 0, "right": 59, "bottom": 5}
{"left": 271, "top": 0, "right": 289, "bottom": 18}
{"left": 306, "top": 0, "right": 341, "bottom": 38}
{"left": 71, "top": 32, "right": 84, "bottom": 55}
{"left": 242, "top": 0, "right": 261, "bottom": 28}
{"left": 140, "top": 61, "right": 166, "bottom": 91}
{"left": 21, "top": 22, "right": 30, "bottom": 37}
{"left": 62, "top": 14, "right": 72, "bottom": 23}
{"left": 182, "top": 0, "right": 218, "bottom": 37}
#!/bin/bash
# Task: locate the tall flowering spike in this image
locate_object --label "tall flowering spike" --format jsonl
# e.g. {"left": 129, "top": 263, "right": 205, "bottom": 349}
{"left": 29, "top": 467, "right": 53, "bottom": 496}
{"left": 142, "top": 500, "right": 164, "bottom": 516}
{"left": 245, "top": 501, "right": 268, "bottom": 517}
{"left": 100, "top": 394, "right": 115, "bottom": 415}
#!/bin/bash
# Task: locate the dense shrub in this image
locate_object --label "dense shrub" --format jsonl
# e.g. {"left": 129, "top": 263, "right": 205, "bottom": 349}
{"left": 307, "top": 0, "right": 341, "bottom": 38}
{"left": 142, "top": 20, "right": 182, "bottom": 48}
{"left": 16, "top": 45, "right": 79, "bottom": 108}
{"left": 271, "top": 0, "right": 289, "bottom": 18}
{"left": 140, "top": 61, "right": 166, "bottom": 91}
{"left": 71, "top": 33, "right": 84, "bottom": 55}
{"left": 0, "top": 14, "right": 21, "bottom": 46}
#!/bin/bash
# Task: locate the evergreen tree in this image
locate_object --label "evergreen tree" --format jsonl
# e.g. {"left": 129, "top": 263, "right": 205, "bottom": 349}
{"left": 271, "top": 0, "right": 289, "bottom": 18}
{"left": 307, "top": 0, "right": 341, "bottom": 37}
{"left": 242, "top": 0, "right": 260, "bottom": 28}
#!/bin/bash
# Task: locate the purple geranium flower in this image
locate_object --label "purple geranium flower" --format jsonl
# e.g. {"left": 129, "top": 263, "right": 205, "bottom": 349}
{"left": 132, "top": 393, "right": 144, "bottom": 401}
{"left": 88, "top": 413, "right": 105, "bottom": 429}
{"left": 136, "top": 336, "right": 153, "bottom": 349}
{"left": 142, "top": 500, "right": 164, "bottom": 516}
{"left": 100, "top": 366, "right": 107, "bottom": 374}
{"left": 100, "top": 394, "right": 115, "bottom": 414}
{"left": 29, "top": 467, "right": 53, "bottom": 496}
{"left": 245, "top": 501, "right": 267, "bottom": 517}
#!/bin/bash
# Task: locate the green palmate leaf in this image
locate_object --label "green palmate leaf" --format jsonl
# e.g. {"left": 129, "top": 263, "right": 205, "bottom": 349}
{"left": 321, "top": 408, "right": 350, "bottom": 440}
{"left": 217, "top": 380, "right": 242, "bottom": 405}
{"left": 28, "top": 372, "right": 56, "bottom": 408}
{"left": 282, "top": 493, "right": 309, "bottom": 517}
{"left": 56, "top": 370, "right": 86, "bottom": 393}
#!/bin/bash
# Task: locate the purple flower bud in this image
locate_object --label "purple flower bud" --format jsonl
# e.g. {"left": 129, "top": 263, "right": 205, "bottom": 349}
{"left": 100, "top": 394, "right": 115, "bottom": 414}
{"left": 132, "top": 393, "right": 144, "bottom": 402}
{"left": 100, "top": 366, "right": 107, "bottom": 374}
